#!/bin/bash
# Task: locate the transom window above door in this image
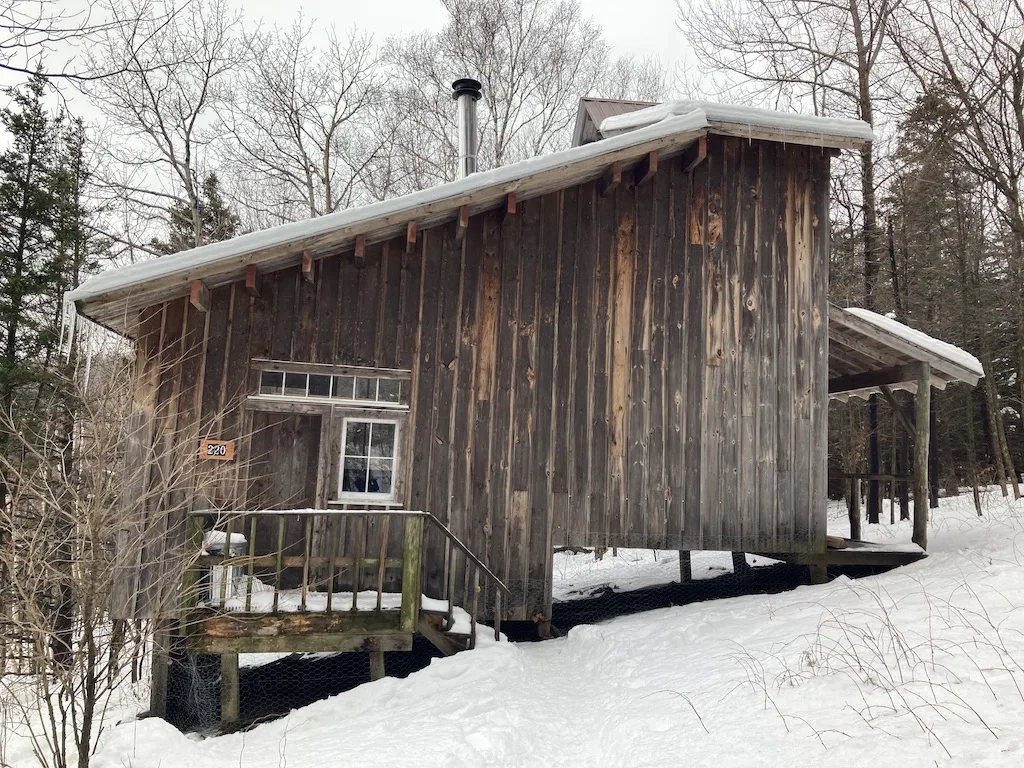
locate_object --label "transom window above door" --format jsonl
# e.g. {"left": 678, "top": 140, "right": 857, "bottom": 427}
{"left": 338, "top": 418, "right": 399, "bottom": 502}
{"left": 255, "top": 362, "right": 410, "bottom": 409}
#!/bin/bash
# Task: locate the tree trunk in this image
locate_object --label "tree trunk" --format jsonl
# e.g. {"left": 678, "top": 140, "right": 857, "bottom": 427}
{"left": 868, "top": 396, "right": 881, "bottom": 523}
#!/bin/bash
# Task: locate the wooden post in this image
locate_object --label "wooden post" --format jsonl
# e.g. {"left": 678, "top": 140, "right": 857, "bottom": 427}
{"left": 913, "top": 363, "right": 931, "bottom": 549}
{"left": 400, "top": 514, "right": 423, "bottom": 633}
{"left": 221, "top": 652, "right": 239, "bottom": 729}
{"left": 929, "top": 403, "right": 940, "bottom": 508}
{"left": 809, "top": 562, "right": 828, "bottom": 585}
{"left": 149, "top": 619, "right": 172, "bottom": 719}
{"left": 848, "top": 477, "right": 861, "bottom": 540}
{"left": 731, "top": 552, "right": 751, "bottom": 577}
{"left": 678, "top": 551, "right": 691, "bottom": 582}
{"left": 180, "top": 512, "right": 205, "bottom": 629}
{"left": 369, "top": 650, "right": 385, "bottom": 681}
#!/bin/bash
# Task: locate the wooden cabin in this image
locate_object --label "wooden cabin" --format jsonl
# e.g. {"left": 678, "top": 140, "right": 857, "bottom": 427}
{"left": 67, "top": 95, "right": 980, "bottom": 726}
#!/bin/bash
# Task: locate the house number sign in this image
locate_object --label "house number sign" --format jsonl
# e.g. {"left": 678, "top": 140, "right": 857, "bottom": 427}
{"left": 199, "top": 439, "right": 235, "bottom": 461}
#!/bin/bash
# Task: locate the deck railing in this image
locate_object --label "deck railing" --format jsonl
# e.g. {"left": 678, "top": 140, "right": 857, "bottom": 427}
{"left": 182, "top": 509, "right": 510, "bottom": 647}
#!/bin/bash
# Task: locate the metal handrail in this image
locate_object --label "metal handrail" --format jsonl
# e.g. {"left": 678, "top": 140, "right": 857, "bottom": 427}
{"left": 420, "top": 512, "right": 511, "bottom": 597}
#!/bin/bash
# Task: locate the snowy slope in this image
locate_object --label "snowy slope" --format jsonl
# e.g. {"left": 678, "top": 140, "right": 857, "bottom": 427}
{"left": 86, "top": 492, "right": 1024, "bottom": 767}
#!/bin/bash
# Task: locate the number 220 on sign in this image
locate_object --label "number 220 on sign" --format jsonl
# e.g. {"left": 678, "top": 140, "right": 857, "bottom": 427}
{"left": 199, "top": 439, "right": 235, "bottom": 461}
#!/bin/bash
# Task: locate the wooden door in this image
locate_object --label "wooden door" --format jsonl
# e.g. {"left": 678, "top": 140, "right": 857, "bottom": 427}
{"left": 246, "top": 411, "right": 322, "bottom": 588}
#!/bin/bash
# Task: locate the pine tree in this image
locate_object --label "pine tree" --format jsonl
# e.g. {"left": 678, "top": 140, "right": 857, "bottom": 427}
{"left": 151, "top": 172, "right": 242, "bottom": 255}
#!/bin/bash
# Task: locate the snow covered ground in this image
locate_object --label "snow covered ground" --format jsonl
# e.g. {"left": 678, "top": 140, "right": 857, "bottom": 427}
{"left": 14, "top": 490, "right": 1024, "bottom": 767}
{"left": 552, "top": 548, "right": 781, "bottom": 601}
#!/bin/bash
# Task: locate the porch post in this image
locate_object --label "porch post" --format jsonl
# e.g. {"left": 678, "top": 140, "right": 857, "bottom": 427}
{"left": 913, "top": 363, "right": 931, "bottom": 550}
{"left": 221, "top": 652, "right": 239, "bottom": 729}
{"left": 400, "top": 514, "right": 424, "bottom": 633}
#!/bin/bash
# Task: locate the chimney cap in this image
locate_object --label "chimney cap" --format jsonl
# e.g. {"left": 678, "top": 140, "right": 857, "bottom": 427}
{"left": 452, "top": 78, "right": 483, "bottom": 101}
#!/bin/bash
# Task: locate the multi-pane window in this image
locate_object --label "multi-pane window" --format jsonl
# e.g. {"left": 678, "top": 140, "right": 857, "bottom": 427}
{"left": 258, "top": 369, "right": 409, "bottom": 407}
{"left": 338, "top": 418, "right": 398, "bottom": 501}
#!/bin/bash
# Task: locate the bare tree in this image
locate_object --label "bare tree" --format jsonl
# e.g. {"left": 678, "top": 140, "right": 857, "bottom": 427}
{"left": 375, "top": 0, "right": 666, "bottom": 197}
{"left": 0, "top": 353, "right": 141, "bottom": 768}
{"left": 900, "top": 0, "right": 1024, "bottom": 496}
{"left": 680, "top": 0, "right": 908, "bottom": 521}
{"left": 219, "top": 19, "right": 387, "bottom": 225}
{"left": 82, "top": 0, "right": 247, "bottom": 258}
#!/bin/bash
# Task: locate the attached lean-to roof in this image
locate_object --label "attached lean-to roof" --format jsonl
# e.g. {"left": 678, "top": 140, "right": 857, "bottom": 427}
{"left": 67, "top": 102, "right": 873, "bottom": 338}
{"left": 828, "top": 305, "right": 983, "bottom": 398}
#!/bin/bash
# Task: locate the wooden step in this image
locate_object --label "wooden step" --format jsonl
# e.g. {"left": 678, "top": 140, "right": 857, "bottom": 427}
{"left": 417, "top": 611, "right": 473, "bottom": 656}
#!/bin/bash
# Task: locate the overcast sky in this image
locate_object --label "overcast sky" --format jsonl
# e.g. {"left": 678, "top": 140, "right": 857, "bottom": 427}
{"left": 240, "top": 0, "right": 691, "bottom": 71}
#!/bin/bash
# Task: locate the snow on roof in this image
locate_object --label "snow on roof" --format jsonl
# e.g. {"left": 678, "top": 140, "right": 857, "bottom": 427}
{"left": 842, "top": 307, "right": 983, "bottom": 379}
{"left": 65, "top": 110, "right": 710, "bottom": 323}
{"left": 65, "top": 99, "right": 871, "bottom": 338}
{"left": 599, "top": 100, "right": 875, "bottom": 145}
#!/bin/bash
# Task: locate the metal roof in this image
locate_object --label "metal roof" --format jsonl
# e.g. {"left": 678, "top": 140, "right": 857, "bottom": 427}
{"left": 572, "top": 98, "right": 657, "bottom": 147}
{"left": 828, "top": 305, "right": 982, "bottom": 398}
{"left": 67, "top": 103, "right": 872, "bottom": 339}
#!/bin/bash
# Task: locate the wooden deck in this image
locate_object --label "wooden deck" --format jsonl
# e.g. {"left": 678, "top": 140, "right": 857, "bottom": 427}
{"left": 173, "top": 508, "right": 510, "bottom": 728}
{"left": 759, "top": 537, "right": 927, "bottom": 569}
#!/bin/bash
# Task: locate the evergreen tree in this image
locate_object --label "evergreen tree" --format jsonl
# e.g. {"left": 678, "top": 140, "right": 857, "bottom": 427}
{"left": 151, "top": 172, "right": 241, "bottom": 255}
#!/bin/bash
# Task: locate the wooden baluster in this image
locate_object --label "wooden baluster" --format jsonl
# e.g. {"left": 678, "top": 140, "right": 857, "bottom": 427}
{"left": 326, "top": 515, "right": 337, "bottom": 613}
{"left": 446, "top": 546, "right": 457, "bottom": 631}
{"left": 494, "top": 590, "right": 502, "bottom": 642}
{"left": 181, "top": 512, "right": 205, "bottom": 627}
{"left": 245, "top": 516, "right": 257, "bottom": 612}
{"left": 351, "top": 514, "right": 364, "bottom": 612}
{"left": 273, "top": 515, "right": 285, "bottom": 613}
{"left": 300, "top": 514, "right": 313, "bottom": 612}
{"left": 219, "top": 518, "right": 234, "bottom": 608}
{"left": 469, "top": 567, "right": 480, "bottom": 650}
{"left": 375, "top": 515, "right": 389, "bottom": 612}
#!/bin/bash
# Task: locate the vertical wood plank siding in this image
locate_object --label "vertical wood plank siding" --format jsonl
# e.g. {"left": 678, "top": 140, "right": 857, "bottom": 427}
{"left": 118, "top": 137, "right": 830, "bottom": 622}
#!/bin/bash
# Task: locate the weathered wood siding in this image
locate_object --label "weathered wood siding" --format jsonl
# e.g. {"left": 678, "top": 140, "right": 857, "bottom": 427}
{"left": 116, "top": 136, "right": 830, "bottom": 622}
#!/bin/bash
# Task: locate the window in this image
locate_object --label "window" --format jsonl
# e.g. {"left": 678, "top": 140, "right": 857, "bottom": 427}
{"left": 258, "top": 366, "right": 409, "bottom": 407}
{"left": 338, "top": 418, "right": 399, "bottom": 502}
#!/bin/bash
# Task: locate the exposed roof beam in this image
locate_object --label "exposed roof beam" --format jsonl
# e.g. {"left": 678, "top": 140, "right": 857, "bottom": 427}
{"left": 599, "top": 162, "right": 622, "bottom": 197}
{"left": 245, "top": 264, "right": 262, "bottom": 298}
{"left": 634, "top": 151, "right": 658, "bottom": 186}
{"left": 406, "top": 221, "right": 417, "bottom": 254}
{"left": 189, "top": 279, "right": 210, "bottom": 313}
{"left": 503, "top": 192, "right": 517, "bottom": 223}
{"left": 828, "top": 363, "right": 927, "bottom": 396}
{"left": 301, "top": 250, "right": 314, "bottom": 283}
{"left": 682, "top": 136, "right": 707, "bottom": 172}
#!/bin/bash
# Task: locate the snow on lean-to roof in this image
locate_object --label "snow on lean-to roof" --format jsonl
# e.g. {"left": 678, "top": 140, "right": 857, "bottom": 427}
{"left": 65, "top": 100, "right": 872, "bottom": 334}
{"left": 599, "top": 100, "right": 876, "bottom": 144}
{"left": 843, "top": 307, "right": 984, "bottom": 378}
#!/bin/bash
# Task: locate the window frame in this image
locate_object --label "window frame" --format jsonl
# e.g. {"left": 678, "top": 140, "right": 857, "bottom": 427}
{"left": 252, "top": 360, "right": 411, "bottom": 410}
{"left": 335, "top": 415, "right": 402, "bottom": 504}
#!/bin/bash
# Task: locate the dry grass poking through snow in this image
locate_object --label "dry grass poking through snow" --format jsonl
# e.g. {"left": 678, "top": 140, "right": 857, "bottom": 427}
{"left": 731, "top": 491, "right": 1024, "bottom": 763}
{"left": 71, "top": 490, "right": 1024, "bottom": 768}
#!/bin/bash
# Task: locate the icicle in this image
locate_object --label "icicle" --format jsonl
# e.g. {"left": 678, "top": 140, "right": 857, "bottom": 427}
{"left": 60, "top": 293, "right": 78, "bottom": 361}
{"left": 82, "top": 322, "right": 93, "bottom": 392}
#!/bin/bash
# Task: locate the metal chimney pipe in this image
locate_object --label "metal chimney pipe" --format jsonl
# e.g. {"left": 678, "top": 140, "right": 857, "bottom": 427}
{"left": 452, "top": 78, "right": 482, "bottom": 179}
